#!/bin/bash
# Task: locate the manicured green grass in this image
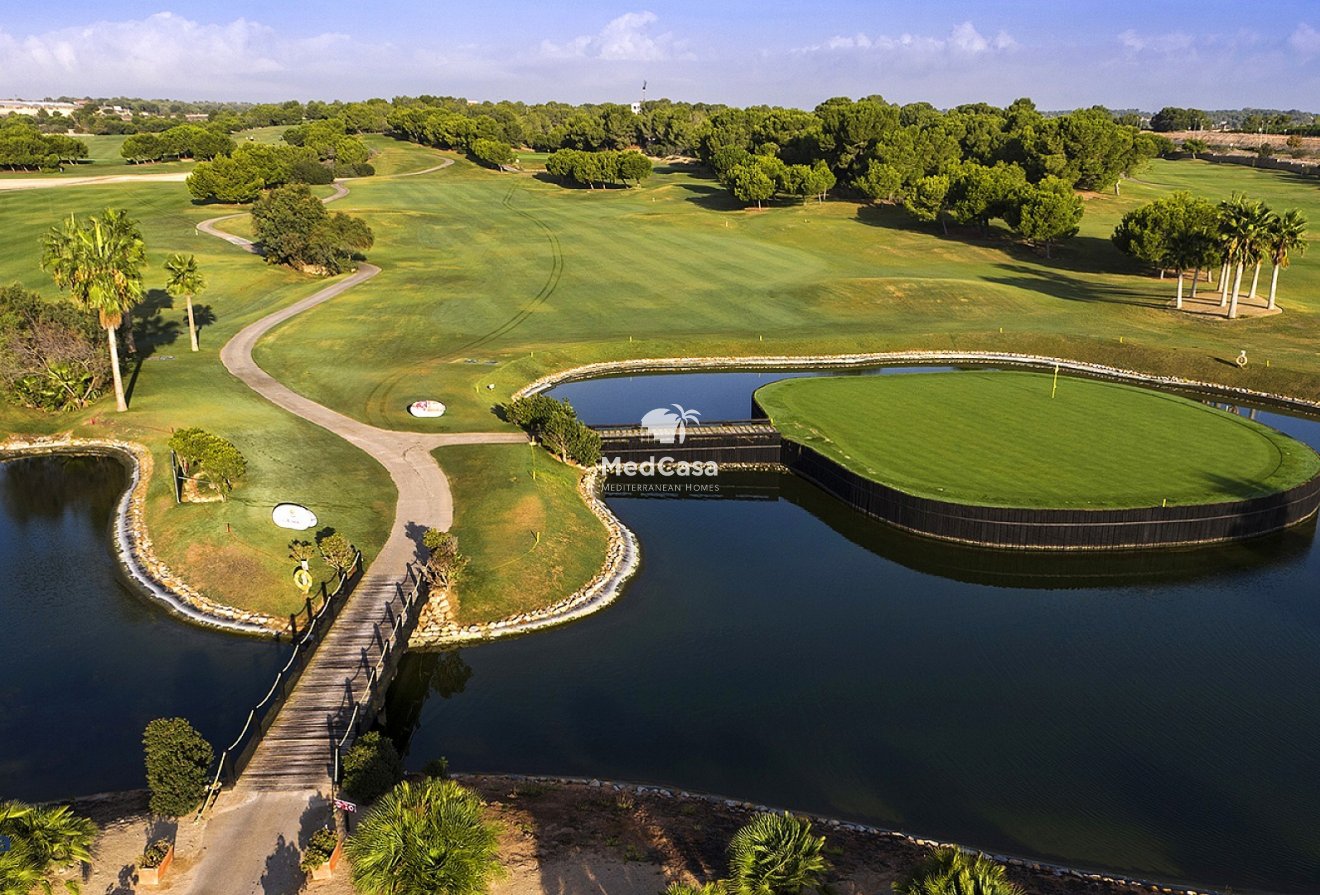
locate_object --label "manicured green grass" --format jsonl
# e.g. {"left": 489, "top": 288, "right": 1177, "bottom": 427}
{"left": 255, "top": 157, "right": 1320, "bottom": 438}
{"left": 0, "top": 180, "right": 393, "bottom": 617}
{"left": 755, "top": 371, "right": 1320, "bottom": 508}
{"left": 436, "top": 442, "right": 608, "bottom": 624}
{"left": 2, "top": 152, "right": 1318, "bottom": 614}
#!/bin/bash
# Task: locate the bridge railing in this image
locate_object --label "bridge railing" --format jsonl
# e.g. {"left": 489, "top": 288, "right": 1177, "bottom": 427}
{"left": 332, "top": 565, "right": 428, "bottom": 785}
{"left": 196, "top": 550, "right": 363, "bottom": 817}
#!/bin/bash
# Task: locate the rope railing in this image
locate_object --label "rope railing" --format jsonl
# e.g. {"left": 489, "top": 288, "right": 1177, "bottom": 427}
{"left": 196, "top": 550, "right": 363, "bottom": 818}
{"left": 331, "top": 566, "right": 428, "bottom": 786}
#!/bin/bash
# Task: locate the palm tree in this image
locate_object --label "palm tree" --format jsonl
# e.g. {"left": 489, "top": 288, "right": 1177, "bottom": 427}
{"left": 164, "top": 253, "right": 206, "bottom": 352}
{"left": 1218, "top": 196, "right": 1267, "bottom": 320}
{"left": 1264, "top": 208, "right": 1308, "bottom": 311}
{"left": 726, "top": 812, "right": 829, "bottom": 895}
{"left": 0, "top": 800, "right": 98, "bottom": 895}
{"left": 40, "top": 210, "right": 147, "bottom": 411}
{"left": 346, "top": 779, "right": 502, "bottom": 895}
{"left": 895, "top": 848, "right": 1023, "bottom": 895}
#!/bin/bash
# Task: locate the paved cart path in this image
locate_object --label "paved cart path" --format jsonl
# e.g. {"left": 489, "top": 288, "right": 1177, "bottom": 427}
{"left": 183, "top": 158, "right": 526, "bottom": 894}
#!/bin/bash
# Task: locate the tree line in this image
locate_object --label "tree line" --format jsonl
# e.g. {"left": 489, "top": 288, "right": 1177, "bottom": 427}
{"left": 0, "top": 117, "right": 87, "bottom": 170}
{"left": 186, "top": 117, "right": 373, "bottom": 202}
{"left": 1113, "top": 193, "right": 1308, "bottom": 317}
{"left": 544, "top": 149, "right": 653, "bottom": 188}
{"left": 120, "top": 124, "right": 235, "bottom": 163}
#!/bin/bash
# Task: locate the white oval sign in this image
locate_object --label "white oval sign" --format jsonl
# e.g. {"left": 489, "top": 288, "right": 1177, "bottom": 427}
{"left": 408, "top": 400, "right": 446, "bottom": 418}
{"left": 272, "top": 503, "right": 318, "bottom": 531}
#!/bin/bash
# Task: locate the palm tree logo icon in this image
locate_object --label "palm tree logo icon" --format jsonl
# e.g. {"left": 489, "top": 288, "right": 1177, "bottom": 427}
{"left": 640, "top": 405, "right": 702, "bottom": 444}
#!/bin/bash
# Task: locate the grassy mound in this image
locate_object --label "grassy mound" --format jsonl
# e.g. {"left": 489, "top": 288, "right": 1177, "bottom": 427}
{"left": 755, "top": 371, "right": 1320, "bottom": 509}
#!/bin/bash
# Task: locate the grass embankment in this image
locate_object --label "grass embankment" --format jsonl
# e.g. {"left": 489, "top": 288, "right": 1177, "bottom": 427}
{"left": 436, "top": 442, "right": 608, "bottom": 624}
{"left": 756, "top": 371, "right": 1320, "bottom": 509}
{"left": 0, "top": 179, "right": 395, "bottom": 617}
{"left": 254, "top": 157, "right": 1320, "bottom": 437}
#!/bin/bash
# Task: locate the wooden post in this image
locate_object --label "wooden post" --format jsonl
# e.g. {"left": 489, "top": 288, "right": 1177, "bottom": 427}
{"left": 289, "top": 613, "right": 298, "bottom": 639}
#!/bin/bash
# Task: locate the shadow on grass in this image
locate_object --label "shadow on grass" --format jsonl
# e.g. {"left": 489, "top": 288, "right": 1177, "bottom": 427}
{"left": 677, "top": 181, "right": 745, "bottom": 211}
{"left": 984, "top": 263, "right": 1164, "bottom": 308}
{"left": 124, "top": 288, "right": 182, "bottom": 407}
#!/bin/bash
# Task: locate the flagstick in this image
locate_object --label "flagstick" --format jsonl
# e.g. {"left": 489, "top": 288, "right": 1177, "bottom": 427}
{"left": 1051, "top": 363, "right": 1060, "bottom": 399}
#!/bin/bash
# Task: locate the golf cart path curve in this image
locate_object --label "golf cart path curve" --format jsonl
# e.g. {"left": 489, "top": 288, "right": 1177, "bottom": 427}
{"left": 185, "top": 157, "right": 525, "bottom": 894}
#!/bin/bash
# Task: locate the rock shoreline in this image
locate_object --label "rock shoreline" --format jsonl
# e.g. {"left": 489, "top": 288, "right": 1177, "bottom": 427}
{"left": 408, "top": 465, "right": 640, "bottom": 646}
{"left": 0, "top": 435, "right": 282, "bottom": 636}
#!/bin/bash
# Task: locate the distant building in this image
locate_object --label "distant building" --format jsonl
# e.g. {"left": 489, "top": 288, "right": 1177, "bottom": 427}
{"left": 630, "top": 102, "right": 642, "bottom": 115}
{"left": 99, "top": 105, "right": 133, "bottom": 120}
{"left": 184, "top": 113, "right": 210, "bottom": 123}
{"left": 0, "top": 99, "right": 80, "bottom": 116}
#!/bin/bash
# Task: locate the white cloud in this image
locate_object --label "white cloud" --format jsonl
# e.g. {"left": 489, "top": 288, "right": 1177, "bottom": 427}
{"left": 0, "top": 12, "right": 382, "bottom": 99}
{"left": 538, "top": 11, "right": 688, "bottom": 62}
{"left": 1290, "top": 22, "right": 1320, "bottom": 56}
{"left": 794, "top": 21, "right": 1016, "bottom": 59}
{"left": 1117, "top": 28, "right": 1195, "bottom": 55}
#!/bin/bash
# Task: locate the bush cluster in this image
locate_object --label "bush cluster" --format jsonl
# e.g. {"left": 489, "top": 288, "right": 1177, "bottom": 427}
{"left": 470, "top": 138, "right": 516, "bottom": 169}
{"left": 0, "top": 284, "right": 108, "bottom": 411}
{"left": 505, "top": 395, "right": 602, "bottom": 466}
{"left": 167, "top": 427, "right": 248, "bottom": 497}
{"left": 340, "top": 731, "right": 404, "bottom": 806}
{"left": 300, "top": 827, "right": 339, "bottom": 872}
{"left": 282, "top": 117, "right": 374, "bottom": 177}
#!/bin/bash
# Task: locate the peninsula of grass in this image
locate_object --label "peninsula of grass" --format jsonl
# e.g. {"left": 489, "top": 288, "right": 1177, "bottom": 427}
{"left": 435, "top": 442, "right": 608, "bottom": 625}
{"left": 754, "top": 371, "right": 1320, "bottom": 509}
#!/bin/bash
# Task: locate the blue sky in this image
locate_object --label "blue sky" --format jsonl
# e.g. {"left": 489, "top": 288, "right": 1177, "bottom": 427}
{"left": 3, "top": 1, "right": 1319, "bottom": 109}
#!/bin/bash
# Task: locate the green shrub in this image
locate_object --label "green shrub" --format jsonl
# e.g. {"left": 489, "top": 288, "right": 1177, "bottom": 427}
{"left": 340, "top": 731, "right": 403, "bottom": 805}
{"left": 140, "top": 838, "right": 172, "bottom": 868}
{"left": 316, "top": 530, "right": 357, "bottom": 573}
{"left": 895, "top": 848, "right": 1022, "bottom": 895}
{"left": 300, "top": 827, "right": 339, "bottom": 872}
{"left": 726, "top": 812, "right": 828, "bottom": 895}
{"left": 0, "top": 800, "right": 97, "bottom": 892}
{"left": 346, "top": 779, "right": 502, "bottom": 895}
{"left": 142, "top": 717, "right": 214, "bottom": 817}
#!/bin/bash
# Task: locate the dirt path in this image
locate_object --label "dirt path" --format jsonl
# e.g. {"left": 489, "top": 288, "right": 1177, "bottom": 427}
{"left": 0, "top": 171, "right": 189, "bottom": 190}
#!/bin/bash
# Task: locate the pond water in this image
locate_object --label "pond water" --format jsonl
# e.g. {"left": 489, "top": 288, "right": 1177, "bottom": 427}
{"left": 385, "top": 368, "right": 1320, "bottom": 895}
{"left": 0, "top": 454, "right": 288, "bottom": 802}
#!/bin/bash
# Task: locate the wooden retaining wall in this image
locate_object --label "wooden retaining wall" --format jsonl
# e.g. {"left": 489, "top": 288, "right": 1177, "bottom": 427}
{"left": 596, "top": 422, "right": 782, "bottom": 465}
{"left": 780, "top": 440, "right": 1320, "bottom": 550}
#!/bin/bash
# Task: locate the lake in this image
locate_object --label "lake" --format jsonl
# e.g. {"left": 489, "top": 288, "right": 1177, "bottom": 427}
{"left": 0, "top": 453, "right": 287, "bottom": 802}
{"left": 385, "top": 369, "right": 1320, "bottom": 894}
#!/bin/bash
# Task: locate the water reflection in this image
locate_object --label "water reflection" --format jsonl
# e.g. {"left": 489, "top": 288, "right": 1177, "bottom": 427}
{"left": 0, "top": 454, "right": 288, "bottom": 801}
{"left": 608, "top": 469, "right": 1318, "bottom": 589}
